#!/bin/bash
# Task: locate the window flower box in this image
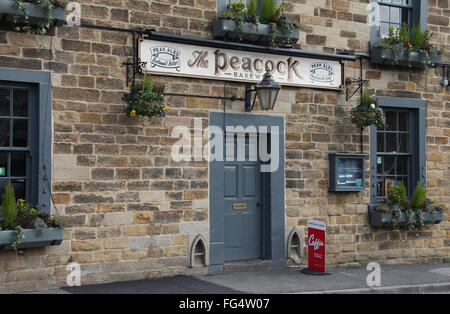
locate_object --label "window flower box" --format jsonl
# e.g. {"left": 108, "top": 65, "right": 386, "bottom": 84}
{"left": 212, "top": 19, "right": 300, "bottom": 46}
{"left": 0, "top": 227, "right": 64, "bottom": 250}
{"left": 370, "top": 24, "right": 443, "bottom": 69}
{"left": 370, "top": 46, "right": 442, "bottom": 69}
{"left": 370, "top": 210, "right": 443, "bottom": 228}
{"left": 0, "top": 0, "right": 66, "bottom": 27}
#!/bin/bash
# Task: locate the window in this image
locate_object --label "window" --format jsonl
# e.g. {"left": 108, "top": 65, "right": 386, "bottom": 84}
{"left": 0, "top": 85, "right": 34, "bottom": 202}
{"left": 369, "top": 98, "right": 426, "bottom": 207}
{"left": 0, "top": 69, "right": 52, "bottom": 213}
{"left": 375, "top": 109, "right": 412, "bottom": 197}
{"left": 377, "top": 0, "right": 412, "bottom": 38}
{"left": 370, "top": 0, "right": 428, "bottom": 46}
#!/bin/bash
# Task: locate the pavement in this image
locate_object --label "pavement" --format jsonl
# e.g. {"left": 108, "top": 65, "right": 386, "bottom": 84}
{"left": 29, "top": 263, "right": 450, "bottom": 294}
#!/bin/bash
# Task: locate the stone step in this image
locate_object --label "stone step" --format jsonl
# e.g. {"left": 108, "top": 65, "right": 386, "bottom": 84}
{"left": 223, "top": 259, "right": 272, "bottom": 273}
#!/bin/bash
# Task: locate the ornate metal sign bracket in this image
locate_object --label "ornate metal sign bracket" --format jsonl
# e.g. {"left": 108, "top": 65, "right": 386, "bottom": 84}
{"left": 345, "top": 55, "right": 368, "bottom": 101}
{"left": 123, "top": 30, "right": 147, "bottom": 87}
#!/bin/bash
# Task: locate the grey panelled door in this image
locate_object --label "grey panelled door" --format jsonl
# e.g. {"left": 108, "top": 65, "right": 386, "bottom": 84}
{"left": 223, "top": 134, "right": 263, "bottom": 261}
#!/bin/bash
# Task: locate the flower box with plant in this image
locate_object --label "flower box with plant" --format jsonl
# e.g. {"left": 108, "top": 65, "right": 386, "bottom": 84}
{"left": 0, "top": 0, "right": 66, "bottom": 35}
{"left": 370, "top": 182, "right": 446, "bottom": 229}
{"left": 0, "top": 182, "right": 64, "bottom": 254}
{"left": 371, "top": 24, "right": 443, "bottom": 69}
{"left": 213, "top": 0, "right": 299, "bottom": 47}
{"left": 122, "top": 73, "right": 168, "bottom": 119}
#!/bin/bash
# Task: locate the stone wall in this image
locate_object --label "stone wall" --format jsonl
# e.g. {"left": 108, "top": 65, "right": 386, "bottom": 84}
{"left": 0, "top": 0, "right": 448, "bottom": 292}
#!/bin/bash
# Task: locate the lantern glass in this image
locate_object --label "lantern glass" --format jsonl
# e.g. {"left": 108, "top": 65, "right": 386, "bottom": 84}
{"left": 255, "top": 70, "right": 280, "bottom": 110}
{"left": 256, "top": 87, "right": 279, "bottom": 110}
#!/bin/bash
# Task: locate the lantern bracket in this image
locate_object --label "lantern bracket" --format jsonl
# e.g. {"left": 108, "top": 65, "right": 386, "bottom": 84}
{"left": 245, "top": 84, "right": 258, "bottom": 112}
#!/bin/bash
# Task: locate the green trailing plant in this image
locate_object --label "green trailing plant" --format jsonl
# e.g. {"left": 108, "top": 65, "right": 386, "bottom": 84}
{"left": 12, "top": 0, "right": 67, "bottom": 35}
{"left": 11, "top": 225, "right": 25, "bottom": 255}
{"left": 122, "top": 73, "right": 167, "bottom": 119}
{"left": 391, "top": 205, "right": 402, "bottom": 231}
{"left": 350, "top": 90, "right": 385, "bottom": 130}
{"left": 405, "top": 208, "right": 415, "bottom": 231}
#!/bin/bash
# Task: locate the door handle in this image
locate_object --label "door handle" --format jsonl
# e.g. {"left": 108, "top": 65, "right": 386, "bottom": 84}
{"left": 257, "top": 202, "right": 262, "bottom": 207}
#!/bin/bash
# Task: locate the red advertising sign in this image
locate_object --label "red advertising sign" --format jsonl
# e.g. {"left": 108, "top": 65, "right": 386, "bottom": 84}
{"left": 307, "top": 219, "right": 326, "bottom": 273}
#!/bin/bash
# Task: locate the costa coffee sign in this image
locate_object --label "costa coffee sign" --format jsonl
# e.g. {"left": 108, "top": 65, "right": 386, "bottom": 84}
{"left": 140, "top": 39, "right": 343, "bottom": 89}
{"left": 307, "top": 219, "right": 326, "bottom": 273}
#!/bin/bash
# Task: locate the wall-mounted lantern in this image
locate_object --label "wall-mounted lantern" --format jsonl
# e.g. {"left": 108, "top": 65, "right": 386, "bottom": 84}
{"left": 245, "top": 69, "right": 281, "bottom": 112}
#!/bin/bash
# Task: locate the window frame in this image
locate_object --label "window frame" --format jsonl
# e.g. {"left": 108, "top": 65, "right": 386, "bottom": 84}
{"left": 370, "top": 0, "right": 428, "bottom": 48}
{"left": 369, "top": 97, "right": 426, "bottom": 210}
{"left": 0, "top": 68, "right": 52, "bottom": 214}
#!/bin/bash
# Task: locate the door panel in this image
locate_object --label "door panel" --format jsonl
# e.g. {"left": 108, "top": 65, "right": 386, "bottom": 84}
{"left": 224, "top": 134, "right": 262, "bottom": 261}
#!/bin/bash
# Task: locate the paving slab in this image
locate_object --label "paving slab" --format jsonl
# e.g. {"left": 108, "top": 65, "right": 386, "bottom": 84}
{"left": 197, "top": 263, "right": 450, "bottom": 294}
{"left": 59, "top": 275, "right": 244, "bottom": 294}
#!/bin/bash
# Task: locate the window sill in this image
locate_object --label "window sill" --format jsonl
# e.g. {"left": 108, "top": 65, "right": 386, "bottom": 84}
{"left": 0, "top": 227, "right": 64, "bottom": 250}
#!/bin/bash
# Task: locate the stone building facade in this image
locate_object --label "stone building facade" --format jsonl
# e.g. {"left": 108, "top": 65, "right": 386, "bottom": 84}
{"left": 0, "top": 0, "right": 449, "bottom": 292}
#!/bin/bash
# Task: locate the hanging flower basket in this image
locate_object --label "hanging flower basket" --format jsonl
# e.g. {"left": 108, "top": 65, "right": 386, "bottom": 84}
{"left": 123, "top": 73, "right": 167, "bottom": 119}
{"left": 0, "top": 0, "right": 66, "bottom": 26}
{"left": 350, "top": 90, "right": 385, "bottom": 130}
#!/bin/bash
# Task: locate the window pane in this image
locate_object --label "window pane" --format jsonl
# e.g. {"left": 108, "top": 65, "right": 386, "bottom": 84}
{"left": 384, "top": 177, "right": 396, "bottom": 196}
{"left": 13, "top": 88, "right": 28, "bottom": 117}
{"left": 380, "top": 6, "right": 389, "bottom": 21}
{"left": 384, "top": 156, "right": 395, "bottom": 175}
{"left": 377, "top": 155, "right": 383, "bottom": 173}
{"left": 0, "top": 88, "right": 10, "bottom": 116}
{"left": 392, "top": 0, "right": 401, "bottom": 5}
{"left": 397, "top": 156, "right": 408, "bottom": 175}
{"left": 380, "top": 23, "right": 390, "bottom": 37}
{"left": 377, "top": 177, "right": 384, "bottom": 196}
{"left": 390, "top": 7, "right": 400, "bottom": 23}
{"left": 386, "top": 111, "right": 397, "bottom": 131}
{"left": 0, "top": 151, "right": 7, "bottom": 177}
{"left": 11, "top": 179, "right": 26, "bottom": 200}
{"left": 398, "top": 134, "right": 409, "bottom": 152}
{"left": 11, "top": 151, "right": 27, "bottom": 177}
{"left": 377, "top": 133, "right": 385, "bottom": 152}
{"left": 386, "top": 133, "right": 397, "bottom": 152}
{"left": 13, "top": 119, "right": 28, "bottom": 147}
{"left": 0, "top": 119, "right": 10, "bottom": 147}
{"left": 398, "top": 111, "right": 410, "bottom": 131}
{"left": 401, "top": 8, "right": 409, "bottom": 24}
